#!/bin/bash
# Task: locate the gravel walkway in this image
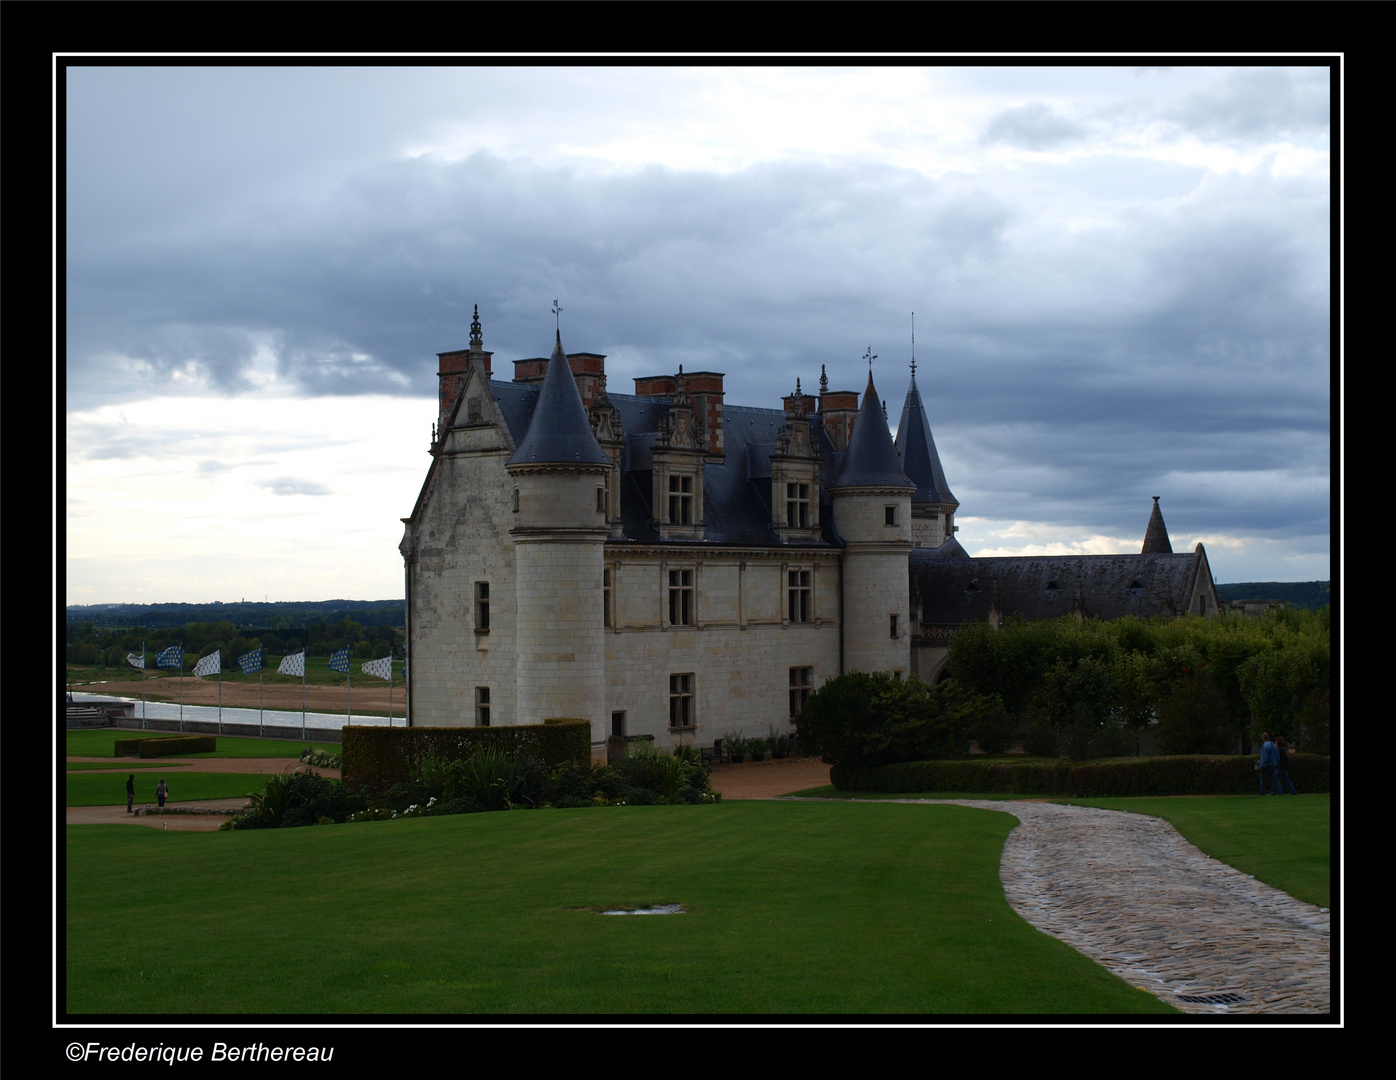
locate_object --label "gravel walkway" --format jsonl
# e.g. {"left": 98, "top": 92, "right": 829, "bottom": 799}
{"left": 790, "top": 796, "right": 1330, "bottom": 1017}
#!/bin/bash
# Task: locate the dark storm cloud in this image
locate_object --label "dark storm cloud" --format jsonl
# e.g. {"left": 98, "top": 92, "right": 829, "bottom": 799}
{"left": 981, "top": 102, "right": 1089, "bottom": 150}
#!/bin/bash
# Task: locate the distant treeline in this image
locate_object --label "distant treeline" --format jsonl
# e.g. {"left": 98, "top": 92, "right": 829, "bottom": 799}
{"left": 1214, "top": 581, "right": 1330, "bottom": 612}
{"left": 66, "top": 599, "right": 405, "bottom": 631}
{"left": 66, "top": 614, "right": 402, "bottom": 669}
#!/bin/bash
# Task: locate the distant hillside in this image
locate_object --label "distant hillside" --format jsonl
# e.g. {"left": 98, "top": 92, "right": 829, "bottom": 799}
{"left": 66, "top": 599, "right": 405, "bottom": 630}
{"left": 1214, "top": 581, "right": 1330, "bottom": 612}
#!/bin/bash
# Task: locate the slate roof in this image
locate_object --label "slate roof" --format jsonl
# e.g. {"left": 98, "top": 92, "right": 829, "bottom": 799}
{"left": 489, "top": 381, "right": 845, "bottom": 547}
{"left": 831, "top": 372, "right": 916, "bottom": 490}
{"left": 505, "top": 333, "right": 610, "bottom": 468}
{"left": 909, "top": 546, "right": 1213, "bottom": 625}
{"left": 893, "top": 372, "right": 957, "bottom": 507}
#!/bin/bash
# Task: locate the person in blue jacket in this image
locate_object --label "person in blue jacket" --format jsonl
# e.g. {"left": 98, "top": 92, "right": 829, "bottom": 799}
{"left": 1258, "top": 733, "right": 1279, "bottom": 795}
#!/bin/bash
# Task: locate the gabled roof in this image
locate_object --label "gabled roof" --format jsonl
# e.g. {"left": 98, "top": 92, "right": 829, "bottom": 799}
{"left": 831, "top": 372, "right": 915, "bottom": 491}
{"left": 506, "top": 332, "right": 609, "bottom": 468}
{"left": 894, "top": 371, "right": 957, "bottom": 508}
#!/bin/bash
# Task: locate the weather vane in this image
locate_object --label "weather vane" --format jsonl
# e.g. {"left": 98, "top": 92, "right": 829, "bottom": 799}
{"left": 552, "top": 298, "right": 563, "bottom": 331}
{"left": 864, "top": 346, "right": 877, "bottom": 373}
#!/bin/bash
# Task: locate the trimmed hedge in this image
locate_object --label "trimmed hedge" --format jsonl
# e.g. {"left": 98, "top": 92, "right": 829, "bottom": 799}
{"left": 342, "top": 719, "right": 591, "bottom": 792}
{"left": 114, "top": 736, "right": 217, "bottom": 758}
{"left": 829, "top": 753, "right": 1331, "bottom": 797}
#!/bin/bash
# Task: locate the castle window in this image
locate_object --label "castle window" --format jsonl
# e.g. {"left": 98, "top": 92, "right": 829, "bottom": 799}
{"left": 786, "top": 482, "right": 810, "bottom": 528}
{"left": 474, "top": 582, "right": 490, "bottom": 633}
{"left": 789, "top": 666, "right": 812, "bottom": 717}
{"left": 788, "top": 569, "right": 812, "bottom": 623}
{"left": 890, "top": 614, "right": 899, "bottom": 639}
{"left": 475, "top": 686, "right": 490, "bottom": 727}
{"left": 668, "top": 474, "right": 693, "bottom": 524}
{"left": 669, "top": 673, "right": 694, "bottom": 728}
{"left": 597, "top": 486, "right": 606, "bottom": 514}
{"left": 512, "top": 488, "right": 520, "bottom": 513}
{"left": 668, "top": 569, "right": 694, "bottom": 626}
{"left": 885, "top": 506, "right": 897, "bottom": 526}
{"left": 604, "top": 567, "right": 613, "bottom": 628}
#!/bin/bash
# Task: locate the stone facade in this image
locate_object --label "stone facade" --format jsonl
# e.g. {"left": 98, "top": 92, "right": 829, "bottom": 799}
{"left": 401, "top": 308, "right": 1220, "bottom": 755}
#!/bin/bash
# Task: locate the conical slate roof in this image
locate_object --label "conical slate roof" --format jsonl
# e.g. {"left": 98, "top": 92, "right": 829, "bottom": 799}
{"left": 507, "top": 331, "right": 609, "bottom": 467}
{"left": 1141, "top": 496, "right": 1173, "bottom": 554}
{"left": 894, "top": 371, "right": 958, "bottom": 508}
{"left": 832, "top": 372, "right": 915, "bottom": 490}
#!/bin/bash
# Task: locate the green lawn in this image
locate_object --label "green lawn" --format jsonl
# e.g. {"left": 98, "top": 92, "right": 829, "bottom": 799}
{"left": 64, "top": 801, "right": 1177, "bottom": 1016}
{"left": 65, "top": 729, "right": 338, "bottom": 760}
{"left": 793, "top": 786, "right": 1330, "bottom": 909}
{"left": 67, "top": 771, "right": 265, "bottom": 807}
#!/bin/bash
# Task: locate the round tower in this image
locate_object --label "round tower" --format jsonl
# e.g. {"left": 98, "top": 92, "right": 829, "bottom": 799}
{"left": 506, "top": 329, "right": 611, "bottom": 741}
{"left": 830, "top": 370, "right": 917, "bottom": 676}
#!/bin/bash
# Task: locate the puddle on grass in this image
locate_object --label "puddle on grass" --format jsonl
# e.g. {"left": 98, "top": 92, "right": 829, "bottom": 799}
{"left": 599, "top": 904, "right": 686, "bottom": 915}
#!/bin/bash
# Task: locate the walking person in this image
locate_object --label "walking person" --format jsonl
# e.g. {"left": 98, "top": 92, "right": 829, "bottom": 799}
{"left": 1274, "top": 737, "right": 1298, "bottom": 795}
{"left": 126, "top": 774, "right": 135, "bottom": 814}
{"left": 155, "top": 778, "right": 169, "bottom": 809}
{"left": 1258, "top": 732, "right": 1279, "bottom": 795}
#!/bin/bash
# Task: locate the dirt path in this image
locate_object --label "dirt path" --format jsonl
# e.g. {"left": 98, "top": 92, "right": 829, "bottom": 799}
{"left": 72, "top": 676, "right": 399, "bottom": 715}
{"left": 706, "top": 757, "right": 830, "bottom": 799}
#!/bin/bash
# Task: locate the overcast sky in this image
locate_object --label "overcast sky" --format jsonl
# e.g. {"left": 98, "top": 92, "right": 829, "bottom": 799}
{"left": 62, "top": 63, "right": 1334, "bottom": 606}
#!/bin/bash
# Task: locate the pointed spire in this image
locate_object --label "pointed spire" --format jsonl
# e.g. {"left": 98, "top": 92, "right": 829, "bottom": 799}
{"left": 833, "top": 371, "right": 915, "bottom": 489}
{"left": 507, "top": 329, "right": 608, "bottom": 467}
{"left": 1142, "top": 496, "right": 1173, "bottom": 554}
{"left": 894, "top": 366, "right": 958, "bottom": 508}
{"left": 469, "top": 304, "right": 483, "bottom": 351}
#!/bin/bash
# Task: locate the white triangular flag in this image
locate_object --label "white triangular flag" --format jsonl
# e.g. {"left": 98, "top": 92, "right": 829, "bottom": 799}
{"left": 361, "top": 655, "right": 393, "bottom": 681}
{"left": 277, "top": 650, "right": 306, "bottom": 677}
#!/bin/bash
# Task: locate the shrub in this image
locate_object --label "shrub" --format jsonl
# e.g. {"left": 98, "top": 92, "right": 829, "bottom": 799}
{"left": 795, "top": 672, "right": 981, "bottom": 769}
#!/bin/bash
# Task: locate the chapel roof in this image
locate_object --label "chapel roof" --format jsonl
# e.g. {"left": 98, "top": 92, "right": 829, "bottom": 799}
{"left": 909, "top": 545, "right": 1213, "bottom": 624}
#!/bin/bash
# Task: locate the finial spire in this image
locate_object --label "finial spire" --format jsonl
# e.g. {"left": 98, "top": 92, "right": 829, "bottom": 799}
{"left": 470, "top": 304, "right": 482, "bottom": 350}
{"left": 552, "top": 297, "right": 563, "bottom": 333}
{"left": 910, "top": 312, "right": 916, "bottom": 378}
{"left": 820, "top": 364, "right": 828, "bottom": 394}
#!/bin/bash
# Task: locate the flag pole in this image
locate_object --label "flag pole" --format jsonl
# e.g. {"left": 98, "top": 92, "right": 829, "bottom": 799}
{"left": 179, "top": 641, "right": 184, "bottom": 732}
{"left": 217, "top": 655, "right": 223, "bottom": 735}
{"left": 301, "top": 653, "right": 307, "bottom": 741}
{"left": 141, "top": 642, "right": 147, "bottom": 729}
{"left": 260, "top": 666, "right": 264, "bottom": 739}
{"left": 389, "top": 659, "right": 394, "bottom": 727}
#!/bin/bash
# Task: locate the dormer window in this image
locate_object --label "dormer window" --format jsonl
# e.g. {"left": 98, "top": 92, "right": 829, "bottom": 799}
{"left": 1044, "top": 580, "right": 1060, "bottom": 592}
{"left": 786, "top": 482, "right": 810, "bottom": 528}
{"left": 669, "top": 475, "right": 693, "bottom": 525}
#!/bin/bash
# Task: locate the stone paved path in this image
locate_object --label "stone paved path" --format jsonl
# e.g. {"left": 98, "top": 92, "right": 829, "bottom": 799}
{"left": 792, "top": 797, "right": 1331, "bottom": 1017}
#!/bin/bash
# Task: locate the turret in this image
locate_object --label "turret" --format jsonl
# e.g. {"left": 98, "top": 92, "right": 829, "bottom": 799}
{"left": 505, "top": 329, "right": 610, "bottom": 742}
{"left": 830, "top": 370, "right": 916, "bottom": 676}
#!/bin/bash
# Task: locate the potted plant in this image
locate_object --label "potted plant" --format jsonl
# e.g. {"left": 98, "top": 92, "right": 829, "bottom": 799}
{"left": 725, "top": 734, "right": 747, "bottom": 764}
{"left": 748, "top": 737, "right": 767, "bottom": 762}
{"left": 769, "top": 725, "right": 790, "bottom": 759}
